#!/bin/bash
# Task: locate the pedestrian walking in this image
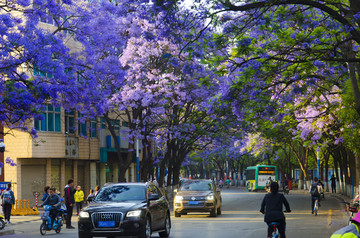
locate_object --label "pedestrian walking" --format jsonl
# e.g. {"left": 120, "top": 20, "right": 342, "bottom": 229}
{"left": 331, "top": 174, "right": 337, "bottom": 193}
{"left": 42, "top": 186, "right": 50, "bottom": 202}
{"left": 75, "top": 185, "right": 84, "bottom": 216}
{"left": 1, "top": 183, "right": 15, "bottom": 224}
{"left": 87, "top": 189, "right": 95, "bottom": 204}
{"left": 64, "top": 179, "right": 75, "bottom": 229}
{"left": 331, "top": 211, "right": 360, "bottom": 237}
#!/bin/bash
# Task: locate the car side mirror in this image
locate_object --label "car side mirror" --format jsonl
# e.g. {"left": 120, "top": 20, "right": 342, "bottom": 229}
{"left": 148, "top": 194, "right": 159, "bottom": 201}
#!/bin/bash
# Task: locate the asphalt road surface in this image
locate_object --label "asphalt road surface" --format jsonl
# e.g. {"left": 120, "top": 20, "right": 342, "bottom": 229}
{"left": 6, "top": 188, "right": 349, "bottom": 238}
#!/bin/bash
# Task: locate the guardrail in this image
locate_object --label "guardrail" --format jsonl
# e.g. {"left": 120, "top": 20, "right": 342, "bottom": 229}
{"left": 10, "top": 200, "right": 39, "bottom": 216}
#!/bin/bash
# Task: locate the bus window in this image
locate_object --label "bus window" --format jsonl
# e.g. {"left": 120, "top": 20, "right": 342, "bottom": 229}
{"left": 246, "top": 169, "right": 255, "bottom": 180}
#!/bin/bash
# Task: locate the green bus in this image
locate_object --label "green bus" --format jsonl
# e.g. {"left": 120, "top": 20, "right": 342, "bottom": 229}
{"left": 245, "top": 165, "right": 278, "bottom": 191}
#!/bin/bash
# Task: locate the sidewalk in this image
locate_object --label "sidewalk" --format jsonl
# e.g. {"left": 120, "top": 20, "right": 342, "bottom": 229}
{"left": 291, "top": 188, "right": 351, "bottom": 202}
{"left": 0, "top": 215, "right": 40, "bottom": 236}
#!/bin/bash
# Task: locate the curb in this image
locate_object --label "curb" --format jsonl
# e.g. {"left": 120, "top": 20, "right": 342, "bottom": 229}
{"left": 0, "top": 229, "right": 15, "bottom": 236}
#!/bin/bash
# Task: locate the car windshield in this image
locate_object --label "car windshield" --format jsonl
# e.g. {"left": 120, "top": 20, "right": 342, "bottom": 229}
{"left": 94, "top": 185, "right": 146, "bottom": 202}
{"left": 179, "top": 181, "right": 213, "bottom": 191}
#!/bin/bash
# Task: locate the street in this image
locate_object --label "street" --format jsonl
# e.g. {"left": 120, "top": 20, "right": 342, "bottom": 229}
{"left": 5, "top": 188, "right": 349, "bottom": 238}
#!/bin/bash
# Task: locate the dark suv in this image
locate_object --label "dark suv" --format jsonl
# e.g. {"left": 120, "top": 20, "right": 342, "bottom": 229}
{"left": 78, "top": 182, "right": 171, "bottom": 238}
{"left": 174, "top": 179, "right": 222, "bottom": 217}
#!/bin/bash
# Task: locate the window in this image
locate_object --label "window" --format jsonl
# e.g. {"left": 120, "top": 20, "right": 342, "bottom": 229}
{"left": 90, "top": 119, "right": 97, "bottom": 138}
{"left": 37, "top": 6, "right": 54, "bottom": 25}
{"left": 246, "top": 169, "right": 255, "bottom": 180}
{"left": 34, "top": 105, "right": 61, "bottom": 132}
{"left": 65, "top": 111, "right": 75, "bottom": 134}
{"left": 101, "top": 118, "right": 120, "bottom": 130}
{"left": 101, "top": 117, "right": 106, "bottom": 129}
{"left": 122, "top": 121, "right": 129, "bottom": 127}
{"left": 33, "top": 68, "right": 52, "bottom": 78}
{"left": 78, "top": 113, "right": 87, "bottom": 137}
{"left": 94, "top": 185, "right": 146, "bottom": 202}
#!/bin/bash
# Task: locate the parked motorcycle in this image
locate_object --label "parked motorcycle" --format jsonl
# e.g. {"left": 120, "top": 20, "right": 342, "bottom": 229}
{"left": 40, "top": 205, "right": 63, "bottom": 235}
{"left": 0, "top": 214, "right": 5, "bottom": 230}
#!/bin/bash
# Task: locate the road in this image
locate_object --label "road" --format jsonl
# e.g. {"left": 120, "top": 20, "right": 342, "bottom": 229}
{"left": 6, "top": 188, "right": 349, "bottom": 238}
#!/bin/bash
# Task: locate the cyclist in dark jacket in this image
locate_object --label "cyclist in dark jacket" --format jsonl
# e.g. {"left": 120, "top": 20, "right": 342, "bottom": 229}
{"left": 260, "top": 182, "right": 291, "bottom": 238}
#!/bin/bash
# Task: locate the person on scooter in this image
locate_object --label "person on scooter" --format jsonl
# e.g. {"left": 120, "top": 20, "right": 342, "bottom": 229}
{"left": 283, "top": 177, "right": 289, "bottom": 192}
{"left": 260, "top": 182, "right": 291, "bottom": 238}
{"left": 41, "top": 188, "right": 62, "bottom": 229}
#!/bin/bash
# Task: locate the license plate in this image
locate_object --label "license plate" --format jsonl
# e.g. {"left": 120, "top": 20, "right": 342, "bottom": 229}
{"left": 189, "top": 201, "right": 199, "bottom": 205}
{"left": 98, "top": 221, "right": 115, "bottom": 227}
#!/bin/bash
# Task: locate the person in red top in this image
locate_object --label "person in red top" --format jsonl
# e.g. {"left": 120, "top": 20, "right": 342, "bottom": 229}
{"left": 64, "top": 179, "right": 75, "bottom": 229}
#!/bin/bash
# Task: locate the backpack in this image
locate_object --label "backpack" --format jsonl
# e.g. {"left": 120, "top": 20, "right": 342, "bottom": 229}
{"left": 310, "top": 184, "right": 319, "bottom": 197}
{"left": 3, "top": 190, "right": 12, "bottom": 204}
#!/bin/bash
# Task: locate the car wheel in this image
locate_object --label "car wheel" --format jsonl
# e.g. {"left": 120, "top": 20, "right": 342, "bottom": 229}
{"left": 159, "top": 213, "right": 171, "bottom": 237}
{"left": 174, "top": 211, "right": 181, "bottom": 217}
{"left": 217, "top": 205, "right": 222, "bottom": 215}
{"left": 139, "top": 216, "right": 151, "bottom": 238}
{"left": 210, "top": 208, "right": 217, "bottom": 217}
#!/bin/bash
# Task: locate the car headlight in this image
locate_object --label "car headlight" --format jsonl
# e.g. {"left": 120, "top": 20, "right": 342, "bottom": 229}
{"left": 174, "top": 196, "right": 183, "bottom": 202}
{"left": 206, "top": 195, "right": 214, "bottom": 200}
{"left": 127, "top": 210, "right": 142, "bottom": 217}
{"left": 79, "top": 211, "right": 89, "bottom": 218}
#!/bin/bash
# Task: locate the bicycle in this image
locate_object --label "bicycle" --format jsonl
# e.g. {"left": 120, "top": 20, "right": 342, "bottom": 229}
{"left": 268, "top": 222, "right": 280, "bottom": 238}
{"left": 313, "top": 197, "right": 319, "bottom": 216}
{"left": 345, "top": 201, "right": 359, "bottom": 225}
{"left": 266, "top": 211, "right": 290, "bottom": 238}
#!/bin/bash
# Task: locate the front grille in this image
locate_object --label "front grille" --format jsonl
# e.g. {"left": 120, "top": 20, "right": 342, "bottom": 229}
{"left": 91, "top": 212, "right": 123, "bottom": 229}
{"left": 183, "top": 196, "right": 206, "bottom": 201}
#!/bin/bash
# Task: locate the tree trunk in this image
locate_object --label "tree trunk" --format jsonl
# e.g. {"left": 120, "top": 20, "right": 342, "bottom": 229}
{"left": 141, "top": 139, "right": 149, "bottom": 182}
{"left": 167, "top": 162, "right": 173, "bottom": 187}
{"left": 334, "top": 154, "right": 340, "bottom": 193}
{"left": 118, "top": 142, "right": 134, "bottom": 182}
{"left": 172, "top": 163, "right": 181, "bottom": 186}
{"left": 325, "top": 152, "right": 329, "bottom": 192}
{"left": 158, "top": 156, "right": 167, "bottom": 188}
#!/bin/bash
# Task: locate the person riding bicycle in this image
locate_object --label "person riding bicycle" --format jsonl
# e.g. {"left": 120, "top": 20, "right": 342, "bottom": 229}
{"left": 310, "top": 177, "right": 323, "bottom": 214}
{"left": 260, "top": 182, "right": 291, "bottom": 238}
{"left": 41, "top": 188, "right": 62, "bottom": 229}
{"left": 331, "top": 211, "right": 360, "bottom": 237}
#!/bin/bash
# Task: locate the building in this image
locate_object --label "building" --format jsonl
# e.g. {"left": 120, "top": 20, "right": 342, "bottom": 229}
{"left": 4, "top": 110, "right": 142, "bottom": 206}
